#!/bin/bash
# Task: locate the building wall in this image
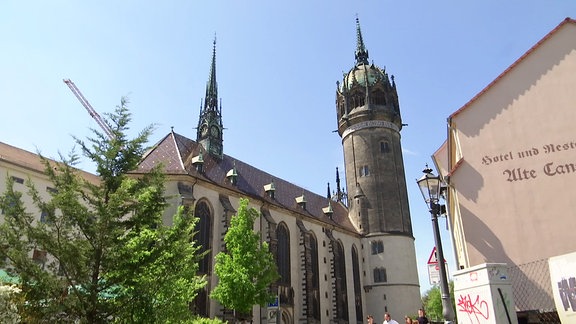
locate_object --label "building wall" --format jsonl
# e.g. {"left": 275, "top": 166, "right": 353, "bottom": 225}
{"left": 434, "top": 19, "right": 576, "bottom": 317}
{"left": 0, "top": 143, "right": 100, "bottom": 268}
{"left": 164, "top": 171, "right": 424, "bottom": 323}
{"left": 444, "top": 21, "right": 576, "bottom": 268}
{"left": 0, "top": 162, "right": 42, "bottom": 221}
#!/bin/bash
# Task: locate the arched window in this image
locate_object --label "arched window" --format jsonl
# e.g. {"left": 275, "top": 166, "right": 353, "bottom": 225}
{"left": 194, "top": 201, "right": 212, "bottom": 274}
{"left": 334, "top": 240, "right": 349, "bottom": 321}
{"left": 350, "top": 90, "right": 365, "bottom": 109}
{"left": 380, "top": 141, "right": 390, "bottom": 153}
{"left": 359, "top": 165, "right": 370, "bottom": 177}
{"left": 276, "top": 223, "right": 291, "bottom": 285}
{"left": 352, "top": 245, "right": 363, "bottom": 322}
{"left": 193, "top": 201, "right": 212, "bottom": 318}
{"left": 372, "top": 88, "right": 386, "bottom": 105}
{"left": 309, "top": 233, "right": 321, "bottom": 321}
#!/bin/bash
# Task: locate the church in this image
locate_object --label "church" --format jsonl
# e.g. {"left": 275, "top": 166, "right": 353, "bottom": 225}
{"left": 134, "top": 18, "right": 422, "bottom": 323}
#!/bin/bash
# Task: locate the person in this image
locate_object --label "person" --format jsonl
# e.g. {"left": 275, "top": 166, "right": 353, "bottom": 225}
{"left": 367, "top": 315, "right": 374, "bottom": 324}
{"left": 404, "top": 315, "right": 413, "bottom": 324}
{"left": 417, "top": 308, "right": 429, "bottom": 324}
{"left": 383, "top": 312, "right": 399, "bottom": 324}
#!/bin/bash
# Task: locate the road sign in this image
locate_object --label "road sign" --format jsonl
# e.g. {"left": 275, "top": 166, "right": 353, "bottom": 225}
{"left": 267, "top": 308, "right": 278, "bottom": 323}
{"left": 268, "top": 296, "right": 279, "bottom": 307}
{"left": 267, "top": 296, "right": 279, "bottom": 323}
{"left": 427, "top": 247, "right": 446, "bottom": 265}
{"left": 427, "top": 247, "right": 448, "bottom": 284}
{"left": 428, "top": 263, "right": 440, "bottom": 285}
{"left": 428, "top": 247, "right": 438, "bottom": 264}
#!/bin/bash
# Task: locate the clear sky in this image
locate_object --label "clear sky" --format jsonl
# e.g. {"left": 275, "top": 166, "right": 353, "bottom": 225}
{"left": 1, "top": 1, "right": 575, "bottom": 294}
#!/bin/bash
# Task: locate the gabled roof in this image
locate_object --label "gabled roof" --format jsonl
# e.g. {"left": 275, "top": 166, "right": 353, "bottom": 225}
{"left": 137, "top": 131, "right": 357, "bottom": 234}
{"left": 0, "top": 141, "right": 100, "bottom": 184}
{"left": 0, "top": 141, "right": 47, "bottom": 173}
{"left": 450, "top": 17, "right": 576, "bottom": 119}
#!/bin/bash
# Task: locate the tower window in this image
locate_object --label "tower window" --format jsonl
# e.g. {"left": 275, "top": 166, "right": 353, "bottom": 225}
{"left": 10, "top": 176, "right": 24, "bottom": 184}
{"left": 359, "top": 165, "right": 369, "bottom": 177}
{"left": 371, "top": 240, "right": 384, "bottom": 255}
{"left": 40, "top": 210, "right": 49, "bottom": 223}
{"left": 33, "top": 249, "right": 47, "bottom": 269}
{"left": 372, "top": 89, "right": 386, "bottom": 105}
{"left": 374, "top": 267, "right": 387, "bottom": 283}
{"left": 380, "top": 141, "right": 390, "bottom": 153}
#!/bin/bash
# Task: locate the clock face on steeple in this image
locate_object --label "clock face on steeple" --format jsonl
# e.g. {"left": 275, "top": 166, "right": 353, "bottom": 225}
{"left": 210, "top": 126, "right": 220, "bottom": 138}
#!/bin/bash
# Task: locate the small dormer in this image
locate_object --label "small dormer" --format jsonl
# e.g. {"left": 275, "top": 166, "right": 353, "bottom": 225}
{"left": 226, "top": 165, "right": 238, "bottom": 185}
{"left": 322, "top": 201, "right": 333, "bottom": 219}
{"left": 191, "top": 153, "right": 204, "bottom": 172}
{"left": 264, "top": 181, "right": 276, "bottom": 199}
{"left": 295, "top": 194, "right": 306, "bottom": 210}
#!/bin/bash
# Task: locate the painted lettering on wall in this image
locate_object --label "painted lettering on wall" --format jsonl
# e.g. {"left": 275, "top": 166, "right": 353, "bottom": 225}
{"left": 480, "top": 141, "right": 576, "bottom": 182}
{"left": 457, "top": 294, "right": 490, "bottom": 323}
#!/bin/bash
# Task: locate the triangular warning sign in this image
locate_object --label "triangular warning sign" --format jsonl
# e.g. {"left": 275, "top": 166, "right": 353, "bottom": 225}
{"left": 427, "top": 247, "right": 438, "bottom": 264}
{"left": 427, "top": 247, "right": 446, "bottom": 264}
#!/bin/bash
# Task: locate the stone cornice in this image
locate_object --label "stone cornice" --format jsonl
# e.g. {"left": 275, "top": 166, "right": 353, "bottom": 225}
{"left": 342, "top": 120, "right": 399, "bottom": 139}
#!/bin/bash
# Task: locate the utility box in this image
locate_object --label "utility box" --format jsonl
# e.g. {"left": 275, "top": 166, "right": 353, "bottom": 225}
{"left": 453, "top": 263, "right": 517, "bottom": 324}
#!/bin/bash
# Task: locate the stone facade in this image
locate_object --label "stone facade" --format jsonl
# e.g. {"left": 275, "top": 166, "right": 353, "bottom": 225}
{"left": 134, "top": 17, "right": 421, "bottom": 323}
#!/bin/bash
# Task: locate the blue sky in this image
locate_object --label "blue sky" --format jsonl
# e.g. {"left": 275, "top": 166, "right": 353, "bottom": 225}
{"left": 1, "top": 1, "right": 575, "bottom": 294}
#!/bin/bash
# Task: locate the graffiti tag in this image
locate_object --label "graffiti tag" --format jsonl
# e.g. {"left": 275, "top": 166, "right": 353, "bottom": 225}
{"left": 457, "top": 294, "right": 490, "bottom": 323}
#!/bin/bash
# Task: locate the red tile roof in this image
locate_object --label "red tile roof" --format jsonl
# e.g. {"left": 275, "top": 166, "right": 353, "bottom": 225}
{"left": 137, "top": 131, "right": 357, "bottom": 234}
{"left": 0, "top": 141, "right": 99, "bottom": 184}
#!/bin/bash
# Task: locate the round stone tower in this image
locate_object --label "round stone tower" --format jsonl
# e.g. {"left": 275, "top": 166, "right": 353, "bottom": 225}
{"left": 336, "top": 18, "right": 421, "bottom": 319}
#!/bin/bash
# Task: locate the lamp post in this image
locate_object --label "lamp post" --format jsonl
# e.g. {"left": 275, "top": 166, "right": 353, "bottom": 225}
{"left": 417, "top": 166, "right": 454, "bottom": 323}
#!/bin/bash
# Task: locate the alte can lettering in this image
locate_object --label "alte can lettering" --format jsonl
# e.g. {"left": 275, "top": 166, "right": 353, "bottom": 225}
{"left": 503, "top": 168, "right": 537, "bottom": 182}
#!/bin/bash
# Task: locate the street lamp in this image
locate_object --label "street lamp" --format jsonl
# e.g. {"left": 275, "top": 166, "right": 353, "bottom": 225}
{"left": 417, "top": 165, "right": 455, "bottom": 323}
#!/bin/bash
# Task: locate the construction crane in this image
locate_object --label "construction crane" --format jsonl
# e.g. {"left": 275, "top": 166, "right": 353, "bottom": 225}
{"left": 63, "top": 79, "right": 114, "bottom": 139}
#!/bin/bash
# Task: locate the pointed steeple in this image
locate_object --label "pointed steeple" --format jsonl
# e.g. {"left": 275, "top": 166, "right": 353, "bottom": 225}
{"left": 205, "top": 36, "right": 218, "bottom": 111}
{"left": 354, "top": 17, "right": 369, "bottom": 66}
{"left": 196, "top": 36, "right": 224, "bottom": 159}
{"left": 336, "top": 167, "right": 342, "bottom": 201}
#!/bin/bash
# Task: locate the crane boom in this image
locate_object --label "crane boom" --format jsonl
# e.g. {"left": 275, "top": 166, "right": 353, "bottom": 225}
{"left": 63, "top": 79, "right": 114, "bottom": 139}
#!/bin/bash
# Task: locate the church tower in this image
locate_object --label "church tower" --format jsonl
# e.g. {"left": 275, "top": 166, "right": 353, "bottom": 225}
{"left": 336, "top": 18, "right": 421, "bottom": 318}
{"left": 197, "top": 37, "right": 224, "bottom": 159}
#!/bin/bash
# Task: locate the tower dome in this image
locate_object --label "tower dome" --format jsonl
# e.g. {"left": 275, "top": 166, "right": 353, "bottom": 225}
{"left": 336, "top": 18, "right": 402, "bottom": 135}
{"left": 339, "top": 62, "right": 389, "bottom": 94}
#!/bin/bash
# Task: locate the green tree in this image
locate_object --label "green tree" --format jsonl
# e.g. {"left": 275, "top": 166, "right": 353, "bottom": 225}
{"left": 422, "top": 281, "right": 456, "bottom": 323}
{"left": 0, "top": 99, "right": 206, "bottom": 323}
{"left": 0, "top": 283, "right": 21, "bottom": 324}
{"left": 211, "top": 198, "right": 279, "bottom": 322}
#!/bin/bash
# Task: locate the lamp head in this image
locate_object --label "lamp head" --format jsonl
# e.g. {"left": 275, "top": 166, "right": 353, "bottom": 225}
{"left": 417, "top": 165, "right": 441, "bottom": 204}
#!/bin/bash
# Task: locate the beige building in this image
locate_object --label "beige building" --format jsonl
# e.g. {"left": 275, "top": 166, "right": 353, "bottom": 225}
{"left": 0, "top": 142, "right": 100, "bottom": 268}
{"left": 433, "top": 18, "right": 576, "bottom": 321}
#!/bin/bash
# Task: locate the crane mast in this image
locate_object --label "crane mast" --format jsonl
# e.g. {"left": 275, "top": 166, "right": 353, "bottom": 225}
{"left": 63, "top": 79, "right": 114, "bottom": 139}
